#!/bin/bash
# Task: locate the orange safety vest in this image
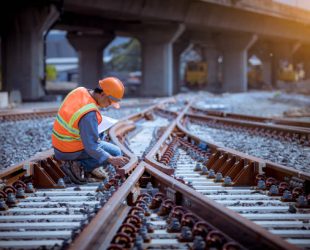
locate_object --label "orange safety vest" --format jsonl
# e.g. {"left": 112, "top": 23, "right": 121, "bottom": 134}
{"left": 52, "top": 87, "right": 102, "bottom": 153}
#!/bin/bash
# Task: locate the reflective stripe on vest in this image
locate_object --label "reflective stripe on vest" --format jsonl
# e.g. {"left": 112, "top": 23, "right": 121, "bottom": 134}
{"left": 69, "top": 103, "right": 98, "bottom": 127}
{"left": 55, "top": 102, "right": 98, "bottom": 137}
{"left": 56, "top": 114, "right": 80, "bottom": 136}
{"left": 52, "top": 129, "right": 81, "bottom": 142}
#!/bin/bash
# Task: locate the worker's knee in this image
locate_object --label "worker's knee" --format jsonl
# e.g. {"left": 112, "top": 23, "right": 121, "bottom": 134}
{"left": 111, "top": 146, "right": 122, "bottom": 157}
{"left": 101, "top": 142, "right": 122, "bottom": 156}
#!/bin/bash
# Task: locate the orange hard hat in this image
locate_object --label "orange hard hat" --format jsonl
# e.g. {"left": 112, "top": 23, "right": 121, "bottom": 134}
{"left": 99, "top": 77, "right": 124, "bottom": 109}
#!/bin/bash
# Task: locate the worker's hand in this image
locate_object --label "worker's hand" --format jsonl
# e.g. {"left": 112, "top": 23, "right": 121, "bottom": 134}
{"left": 107, "top": 156, "right": 129, "bottom": 168}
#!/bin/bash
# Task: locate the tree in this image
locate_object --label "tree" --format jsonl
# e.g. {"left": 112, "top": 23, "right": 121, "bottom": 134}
{"left": 107, "top": 38, "right": 141, "bottom": 72}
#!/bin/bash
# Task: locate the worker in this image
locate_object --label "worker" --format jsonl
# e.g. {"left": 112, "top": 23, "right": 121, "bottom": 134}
{"left": 51, "top": 77, "right": 129, "bottom": 183}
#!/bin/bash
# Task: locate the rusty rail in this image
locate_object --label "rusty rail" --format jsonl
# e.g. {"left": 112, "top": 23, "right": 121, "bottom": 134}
{"left": 69, "top": 163, "right": 145, "bottom": 250}
{"left": 147, "top": 118, "right": 309, "bottom": 248}
{"left": 71, "top": 160, "right": 297, "bottom": 250}
{"left": 1, "top": 98, "right": 309, "bottom": 249}
{"left": 186, "top": 113, "right": 310, "bottom": 140}
{"left": 144, "top": 102, "right": 192, "bottom": 174}
{"left": 190, "top": 106, "right": 310, "bottom": 130}
{"left": 144, "top": 162, "right": 296, "bottom": 250}
{"left": 109, "top": 99, "right": 177, "bottom": 176}
{"left": 0, "top": 99, "right": 167, "bottom": 184}
{"left": 0, "top": 101, "right": 158, "bottom": 122}
{"left": 0, "top": 108, "right": 58, "bottom": 121}
{"left": 177, "top": 114, "right": 310, "bottom": 182}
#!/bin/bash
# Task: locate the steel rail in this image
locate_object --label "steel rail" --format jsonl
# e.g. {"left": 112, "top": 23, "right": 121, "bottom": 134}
{"left": 72, "top": 161, "right": 294, "bottom": 250}
{"left": 109, "top": 100, "right": 182, "bottom": 176}
{"left": 0, "top": 99, "right": 170, "bottom": 184}
{"left": 178, "top": 114, "right": 310, "bottom": 181}
{"left": 142, "top": 114, "right": 310, "bottom": 248}
{"left": 190, "top": 106, "right": 310, "bottom": 130}
{"left": 68, "top": 163, "right": 145, "bottom": 250}
{"left": 144, "top": 101, "right": 192, "bottom": 174}
{"left": 0, "top": 98, "right": 176, "bottom": 249}
{"left": 0, "top": 102, "right": 155, "bottom": 122}
{"left": 185, "top": 113, "right": 310, "bottom": 138}
{"left": 1, "top": 97, "right": 308, "bottom": 249}
{"left": 144, "top": 162, "right": 296, "bottom": 250}
{"left": 0, "top": 108, "right": 58, "bottom": 122}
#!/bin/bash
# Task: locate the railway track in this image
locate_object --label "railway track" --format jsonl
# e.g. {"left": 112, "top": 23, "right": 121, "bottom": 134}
{"left": 0, "top": 148, "right": 129, "bottom": 248}
{"left": 144, "top": 119, "right": 310, "bottom": 249}
{"left": 159, "top": 100, "right": 188, "bottom": 113}
{"left": 181, "top": 113, "right": 310, "bottom": 173}
{"left": 0, "top": 102, "right": 155, "bottom": 172}
{"left": 190, "top": 106, "right": 310, "bottom": 130}
{"left": 69, "top": 162, "right": 292, "bottom": 250}
{"left": 0, "top": 98, "right": 309, "bottom": 249}
{"left": 0, "top": 183, "right": 108, "bottom": 249}
{"left": 0, "top": 108, "right": 58, "bottom": 122}
{"left": 0, "top": 99, "right": 180, "bottom": 249}
{"left": 0, "top": 102, "right": 155, "bottom": 122}
{"left": 120, "top": 108, "right": 176, "bottom": 159}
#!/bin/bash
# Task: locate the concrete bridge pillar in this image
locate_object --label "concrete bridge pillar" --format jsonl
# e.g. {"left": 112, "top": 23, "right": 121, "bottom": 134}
{"left": 137, "top": 24, "right": 185, "bottom": 97}
{"left": 292, "top": 44, "right": 310, "bottom": 79}
{"left": 202, "top": 43, "right": 220, "bottom": 92}
{"left": 219, "top": 34, "right": 257, "bottom": 92}
{"left": 173, "top": 39, "right": 189, "bottom": 94}
{"left": 1, "top": 5, "right": 59, "bottom": 101}
{"left": 67, "top": 32, "right": 115, "bottom": 89}
{"left": 302, "top": 47, "right": 310, "bottom": 79}
{"left": 304, "top": 61, "right": 310, "bottom": 79}
{"left": 249, "top": 41, "right": 274, "bottom": 87}
{"left": 261, "top": 57, "right": 272, "bottom": 86}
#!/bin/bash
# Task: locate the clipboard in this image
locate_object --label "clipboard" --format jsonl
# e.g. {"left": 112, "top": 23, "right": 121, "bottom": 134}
{"left": 98, "top": 115, "right": 119, "bottom": 134}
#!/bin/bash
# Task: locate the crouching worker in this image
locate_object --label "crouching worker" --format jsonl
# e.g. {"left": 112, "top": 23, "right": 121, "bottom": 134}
{"left": 51, "top": 77, "right": 129, "bottom": 183}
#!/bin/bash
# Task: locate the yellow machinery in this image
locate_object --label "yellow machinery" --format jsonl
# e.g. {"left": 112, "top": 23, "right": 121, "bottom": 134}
{"left": 247, "top": 65, "right": 263, "bottom": 88}
{"left": 278, "top": 64, "right": 306, "bottom": 82}
{"left": 185, "top": 61, "right": 208, "bottom": 87}
{"left": 278, "top": 64, "right": 301, "bottom": 82}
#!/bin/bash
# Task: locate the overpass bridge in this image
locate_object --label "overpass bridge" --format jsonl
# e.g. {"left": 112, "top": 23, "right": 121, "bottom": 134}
{"left": 1, "top": 0, "right": 310, "bottom": 100}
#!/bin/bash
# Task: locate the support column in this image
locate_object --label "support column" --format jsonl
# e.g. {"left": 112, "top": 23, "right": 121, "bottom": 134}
{"left": 303, "top": 47, "right": 310, "bottom": 79}
{"left": 292, "top": 44, "right": 310, "bottom": 80}
{"left": 67, "top": 32, "right": 115, "bottom": 89}
{"left": 218, "top": 34, "right": 257, "bottom": 92}
{"left": 261, "top": 59, "right": 272, "bottom": 86}
{"left": 1, "top": 5, "right": 59, "bottom": 100}
{"left": 202, "top": 44, "right": 220, "bottom": 92}
{"left": 137, "top": 24, "right": 185, "bottom": 97}
{"left": 173, "top": 39, "right": 189, "bottom": 94}
{"left": 249, "top": 41, "right": 273, "bottom": 87}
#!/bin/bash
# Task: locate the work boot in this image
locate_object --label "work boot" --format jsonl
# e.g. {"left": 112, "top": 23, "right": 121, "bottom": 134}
{"left": 90, "top": 167, "right": 108, "bottom": 180}
{"left": 84, "top": 172, "right": 102, "bottom": 183}
{"left": 70, "top": 161, "right": 86, "bottom": 183}
{"left": 60, "top": 162, "right": 84, "bottom": 185}
{"left": 98, "top": 167, "right": 109, "bottom": 176}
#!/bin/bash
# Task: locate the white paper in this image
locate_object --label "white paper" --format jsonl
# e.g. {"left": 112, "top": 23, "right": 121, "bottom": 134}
{"left": 98, "top": 115, "right": 119, "bottom": 134}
